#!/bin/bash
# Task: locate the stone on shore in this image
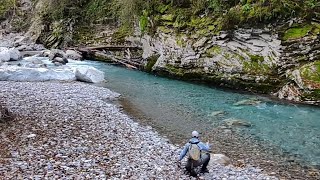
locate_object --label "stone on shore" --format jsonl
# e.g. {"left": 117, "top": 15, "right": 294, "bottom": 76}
{"left": 0, "top": 81, "right": 277, "bottom": 179}
{"left": 75, "top": 66, "right": 105, "bottom": 83}
{"left": 210, "top": 154, "right": 231, "bottom": 166}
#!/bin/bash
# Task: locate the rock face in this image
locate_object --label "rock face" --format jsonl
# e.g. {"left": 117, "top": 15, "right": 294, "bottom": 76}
{"left": 135, "top": 28, "right": 282, "bottom": 91}
{"left": 75, "top": 66, "right": 105, "bottom": 83}
{"left": 127, "top": 21, "right": 320, "bottom": 105}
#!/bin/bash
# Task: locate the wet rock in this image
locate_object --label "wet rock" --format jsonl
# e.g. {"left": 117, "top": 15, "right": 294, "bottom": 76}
{"left": 209, "top": 110, "right": 227, "bottom": 117}
{"left": 53, "top": 57, "right": 67, "bottom": 65}
{"left": 223, "top": 118, "right": 252, "bottom": 128}
{"left": 233, "top": 99, "right": 262, "bottom": 106}
{"left": 22, "top": 56, "right": 47, "bottom": 68}
{"left": 49, "top": 49, "right": 68, "bottom": 63}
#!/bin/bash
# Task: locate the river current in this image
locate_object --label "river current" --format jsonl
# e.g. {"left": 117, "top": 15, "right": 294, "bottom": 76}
{"left": 69, "top": 60, "right": 320, "bottom": 168}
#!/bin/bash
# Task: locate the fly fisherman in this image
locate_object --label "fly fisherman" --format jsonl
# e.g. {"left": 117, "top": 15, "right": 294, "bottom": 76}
{"left": 178, "top": 131, "right": 211, "bottom": 176}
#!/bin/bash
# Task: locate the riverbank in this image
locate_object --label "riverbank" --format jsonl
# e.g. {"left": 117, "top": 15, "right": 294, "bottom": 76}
{"left": 0, "top": 81, "right": 277, "bottom": 179}
{"left": 120, "top": 97, "right": 320, "bottom": 180}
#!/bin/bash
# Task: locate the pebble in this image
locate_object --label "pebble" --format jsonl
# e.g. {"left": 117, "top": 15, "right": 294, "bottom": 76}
{"left": 0, "top": 81, "right": 278, "bottom": 179}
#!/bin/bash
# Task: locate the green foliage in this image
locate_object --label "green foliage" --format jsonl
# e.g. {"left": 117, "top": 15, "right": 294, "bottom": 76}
{"left": 165, "top": 64, "right": 184, "bottom": 76}
{"left": 249, "top": 54, "right": 264, "bottom": 62}
{"left": 300, "top": 61, "right": 320, "bottom": 83}
{"left": 111, "top": 25, "right": 132, "bottom": 43}
{"left": 139, "top": 10, "right": 149, "bottom": 33}
{"left": 208, "top": 0, "right": 223, "bottom": 13}
{"left": 206, "top": 46, "right": 221, "bottom": 57}
{"left": 0, "top": 0, "right": 15, "bottom": 19}
{"left": 161, "top": 14, "right": 175, "bottom": 21}
{"left": 84, "top": 0, "right": 113, "bottom": 22}
{"left": 34, "top": 0, "right": 320, "bottom": 45}
{"left": 283, "top": 25, "right": 313, "bottom": 40}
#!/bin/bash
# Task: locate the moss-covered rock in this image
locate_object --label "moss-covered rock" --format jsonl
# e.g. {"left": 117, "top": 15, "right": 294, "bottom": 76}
{"left": 165, "top": 64, "right": 185, "bottom": 77}
{"left": 300, "top": 60, "right": 320, "bottom": 89}
{"left": 241, "top": 53, "right": 273, "bottom": 76}
{"left": 205, "top": 46, "right": 222, "bottom": 57}
{"left": 144, "top": 55, "right": 159, "bottom": 72}
{"left": 282, "top": 24, "right": 313, "bottom": 41}
{"left": 161, "top": 14, "right": 175, "bottom": 21}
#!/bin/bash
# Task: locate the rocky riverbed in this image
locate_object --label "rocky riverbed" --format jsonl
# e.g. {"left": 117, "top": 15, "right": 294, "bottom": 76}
{"left": 0, "top": 81, "right": 277, "bottom": 179}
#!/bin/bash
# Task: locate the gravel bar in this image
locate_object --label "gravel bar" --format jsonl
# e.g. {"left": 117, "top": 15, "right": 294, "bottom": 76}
{"left": 0, "top": 81, "right": 277, "bottom": 179}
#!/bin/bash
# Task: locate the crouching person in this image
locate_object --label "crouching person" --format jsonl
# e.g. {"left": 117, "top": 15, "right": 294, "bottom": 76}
{"left": 178, "top": 131, "right": 211, "bottom": 176}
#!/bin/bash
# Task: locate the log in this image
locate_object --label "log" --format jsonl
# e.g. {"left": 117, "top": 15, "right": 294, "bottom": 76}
{"left": 78, "top": 45, "right": 141, "bottom": 52}
{"left": 94, "top": 51, "right": 138, "bottom": 70}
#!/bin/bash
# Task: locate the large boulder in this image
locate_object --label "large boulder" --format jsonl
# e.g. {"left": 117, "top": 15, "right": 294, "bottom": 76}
{"left": 65, "top": 50, "right": 83, "bottom": 61}
{"left": 0, "top": 66, "right": 76, "bottom": 82}
{"left": 49, "top": 49, "right": 67, "bottom": 63}
{"left": 52, "top": 57, "right": 67, "bottom": 65}
{"left": 0, "top": 48, "right": 22, "bottom": 62}
{"left": 8, "top": 48, "right": 22, "bottom": 61}
{"left": 75, "top": 66, "right": 105, "bottom": 83}
{"left": 0, "top": 48, "right": 11, "bottom": 62}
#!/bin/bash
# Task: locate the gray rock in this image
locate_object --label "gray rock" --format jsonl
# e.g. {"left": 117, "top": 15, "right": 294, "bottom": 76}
{"left": 223, "top": 118, "right": 252, "bottom": 128}
{"left": 0, "top": 48, "right": 22, "bottom": 61}
{"left": 65, "top": 50, "right": 83, "bottom": 61}
{"left": 0, "top": 48, "right": 11, "bottom": 62}
{"left": 8, "top": 48, "right": 22, "bottom": 61}
{"left": 193, "top": 37, "right": 208, "bottom": 48}
{"left": 75, "top": 66, "right": 105, "bottom": 83}
{"left": 49, "top": 49, "right": 67, "bottom": 62}
{"left": 53, "top": 57, "right": 67, "bottom": 65}
{"left": 210, "top": 154, "right": 231, "bottom": 166}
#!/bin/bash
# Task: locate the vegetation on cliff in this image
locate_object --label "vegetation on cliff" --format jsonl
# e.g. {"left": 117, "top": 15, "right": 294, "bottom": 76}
{"left": 2, "top": 0, "right": 319, "bottom": 46}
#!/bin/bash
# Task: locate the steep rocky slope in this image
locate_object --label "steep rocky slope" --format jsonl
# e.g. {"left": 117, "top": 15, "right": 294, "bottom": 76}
{"left": 1, "top": 0, "right": 320, "bottom": 105}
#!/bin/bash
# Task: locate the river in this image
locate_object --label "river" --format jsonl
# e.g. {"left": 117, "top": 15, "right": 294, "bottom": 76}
{"left": 68, "top": 60, "right": 320, "bottom": 178}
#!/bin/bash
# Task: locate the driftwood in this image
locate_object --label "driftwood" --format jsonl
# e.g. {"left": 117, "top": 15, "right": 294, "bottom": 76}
{"left": 94, "top": 51, "right": 139, "bottom": 69}
{"left": 78, "top": 45, "right": 141, "bottom": 53}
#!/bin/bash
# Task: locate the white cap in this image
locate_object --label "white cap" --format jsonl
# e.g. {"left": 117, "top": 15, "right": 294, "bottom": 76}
{"left": 192, "top": 131, "right": 199, "bottom": 138}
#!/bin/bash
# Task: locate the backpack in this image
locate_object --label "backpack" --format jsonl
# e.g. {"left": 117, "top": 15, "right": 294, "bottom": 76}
{"left": 188, "top": 143, "right": 201, "bottom": 161}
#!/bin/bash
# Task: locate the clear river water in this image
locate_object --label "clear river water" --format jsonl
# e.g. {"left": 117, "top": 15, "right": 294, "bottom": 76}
{"left": 69, "top": 60, "right": 320, "bottom": 169}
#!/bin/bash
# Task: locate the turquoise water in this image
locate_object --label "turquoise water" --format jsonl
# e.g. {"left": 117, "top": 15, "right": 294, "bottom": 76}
{"left": 69, "top": 60, "right": 320, "bottom": 167}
